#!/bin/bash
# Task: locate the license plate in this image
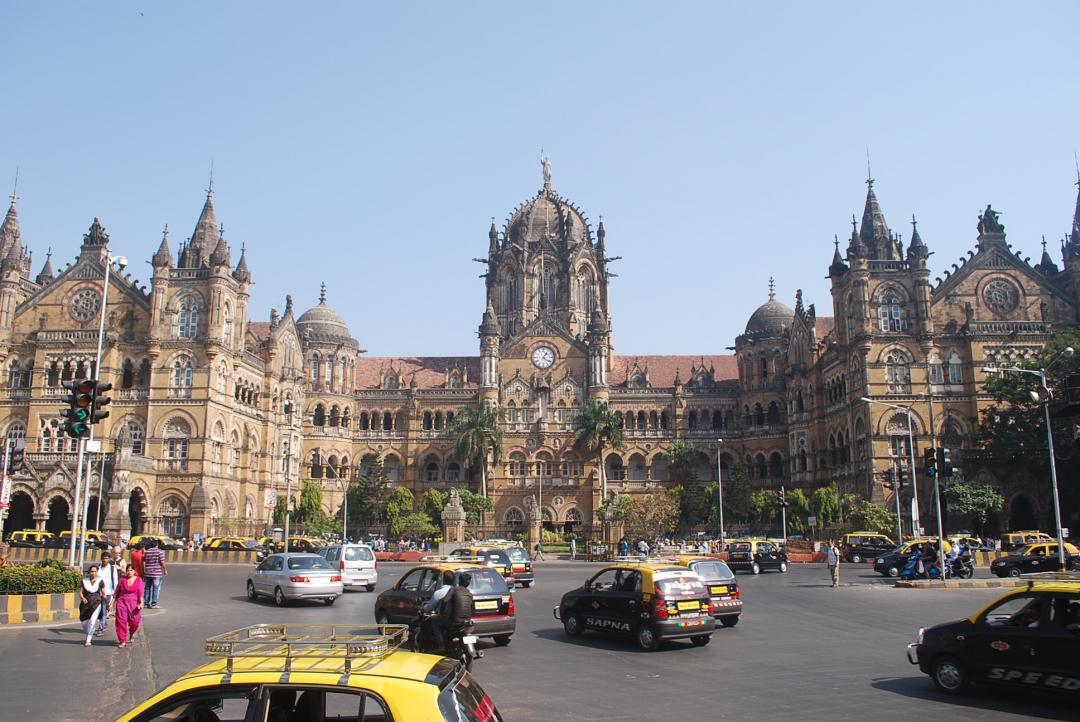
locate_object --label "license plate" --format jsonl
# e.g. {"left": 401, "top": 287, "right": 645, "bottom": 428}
{"left": 474, "top": 600, "right": 498, "bottom": 610}
{"left": 677, "top": 601, "right": 700, "bottom": 611}
{"left": 462, "top": 635, "right": 478, "bottom": 644}
{"left": 710, "top": 586, "right": 729, "bottom": 595}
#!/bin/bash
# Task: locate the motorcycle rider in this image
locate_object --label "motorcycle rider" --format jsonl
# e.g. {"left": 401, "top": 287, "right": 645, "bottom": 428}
{"left": 440, "top": 571, "right": 475, "bottom": 644}
{"left": 422, "top": 570, "right": 456, "bottom": 650}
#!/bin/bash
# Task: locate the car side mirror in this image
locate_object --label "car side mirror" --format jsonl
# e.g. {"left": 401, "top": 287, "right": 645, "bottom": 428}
{"left": 583, "top": 580, "right": 591, "bottom": 590}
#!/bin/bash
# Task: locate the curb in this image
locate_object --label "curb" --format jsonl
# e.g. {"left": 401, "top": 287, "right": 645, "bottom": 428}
{"left": 0, "top": 592, "right": 78, "bottom": 625}
{"left": 894, "top": 578, "right": 1026, "bottom": 589}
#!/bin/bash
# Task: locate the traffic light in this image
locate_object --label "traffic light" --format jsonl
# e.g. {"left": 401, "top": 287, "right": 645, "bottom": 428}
{"left": 90, "top": 380, "right": 112, "bottom": 424}
{"left": 938, "top": 447, "right": 954, "bottom": 478}
{"left": 896, "top": 465, "right": 907, "bottom": 488}
{"left": 923, "top": 446, "right": 937, "bottom": 477}
{"left": 776, "top": 488, "right": 788, "bottom": 507}
{"left": 61, "top": 378, "right": 93, "bottom": 438}
{"left": 8, "top": 447, "right": 24, "bottom": 472}
{"left": 882, "top": 468, "right": 896, "bottom": 490}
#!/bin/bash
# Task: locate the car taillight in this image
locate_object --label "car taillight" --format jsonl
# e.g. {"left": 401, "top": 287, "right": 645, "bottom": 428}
{"left": 331, "top": 575, "right": 342, "bottom": 582}
{"left": 289, "top": 576, "right": 310, "bottom": 583}
{"left": 652, "top": 592, "right": 669, "bottom": 620}
{"left": 507, "top": 594, "right": 515, "bottom": 616}
{"left": 732, "top": 586, "right": 740, "bottom": 599}
{"left": 340, "top": 559, "right": 346, "bottom": 571}
{"left": 708, "top": 601, "right": 716, "bottom": 615}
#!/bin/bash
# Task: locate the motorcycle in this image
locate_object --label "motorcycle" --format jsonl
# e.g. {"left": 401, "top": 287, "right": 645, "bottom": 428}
{"left": 900, "top": 553, "right": 951, "bottom": 581}
{"left": 413, "top": 611, "right": 482, "bottom": 671}
{"left": 950, "top": 555, "right": 974, "bottom": 579}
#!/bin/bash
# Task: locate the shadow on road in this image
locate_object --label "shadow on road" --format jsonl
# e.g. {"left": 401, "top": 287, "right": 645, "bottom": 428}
{"left": 530, "top": 626, "right": 705, "bottom": 654}
{"left": 870, "top": 676, "right": 1077, "bottom": 720}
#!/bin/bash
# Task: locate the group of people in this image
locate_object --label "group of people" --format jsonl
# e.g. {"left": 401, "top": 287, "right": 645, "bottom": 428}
{"left": 78, "top": 540, "right": 168, "bottom": 648}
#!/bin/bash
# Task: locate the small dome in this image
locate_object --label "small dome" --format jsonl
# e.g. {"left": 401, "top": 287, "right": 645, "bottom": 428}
{"left": 744, "top": 279, "right": 793, "bottom": 336}
{"left": 296, "top": 283, "right": 356, "bottom": 345}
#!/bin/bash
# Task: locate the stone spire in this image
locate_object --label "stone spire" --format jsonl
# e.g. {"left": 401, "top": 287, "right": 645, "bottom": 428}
{"left": 829, "top": 234, "right": 847, "bottom": 277}
{"left": 1037, "top": 235, "right": 1059, "bottom": 275}
{"left": 858, "top": 177, "right": 899, "bottom": 259}
{"left": 479, "top": 298, "right": 501, "bottom": 336}
{"left": 0, "top": 185, "right": 21, "bottom": 261}
{"left": 183, "top": 186, "right": 217, "bottom": 268}
{"left": 232, "top": 242, "right": 250, "bottom": 283}
{"left": 488, "top": 217, "right": 499, "bottom": 255}
{"left": 209, "top": 224, "right": 231, "bottom": 267}
{"left": 846, "top": 213, "right": 866, "bottom": 258}
{"left": 596, "top": 215, "right": 605, "bottom": 252}
{"left": 1072, "top": 161, "right": 1080, "bottom": 243}
{"left": 35, "top": 247, "right": 54, "bottom": 284}
{"left": 152, "top": 224, "right": 173, "bottom": 269}
{"left": 318, "top": 281, "right": 327, "bottom": 305}
{"left": 907, "top": 213, "right": 928, "bottom": 261}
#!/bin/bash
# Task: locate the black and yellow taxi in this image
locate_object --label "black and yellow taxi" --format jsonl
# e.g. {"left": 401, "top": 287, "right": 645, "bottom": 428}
{"left": 274, "top": 536, "right": 326, "bottom": 553}
{"left": 491, "top": 543, "right": 535, "bottom": 588}
{"left": 128, "top": 534, "right": 183, "bottom": 550}
{"left": 374, "top": 558, "right": 517, "bottom": 646}
{"left": 58, "top": 529, "right": 112, "bottom": 550}
{"left": 448, "top": 546, "right": 516, "bottom": 585}
{"left": 841, "top": 532, "right": 896, "bottom": 564}
{"left": 726, "top": 539, "right": 789, "bottom": 574}
{"left": 554, "top": 560, "right": 716, "bottom": 651}
{"left": 116, "top": 623, "right": 504, "bottom": 721}
{"left": 666, "top": 556, "right": 742, "bottom": 627}
{"left": 1001, "top": 531, "right": 1054, "bottom": 552}
{"left": 204, "top": 537, "right": 250, "bottom": 552}
{"left": 906, "top": 580, "right": 1080, "bottom": 696}
{"left": 5, "top": 530, "right": 53, "bottom": 547}
{"left": 990, "top": 542, "right": 1080, "bottom": 577}
{"left": 873, "top": 538, "right": 953, "bottom": 577}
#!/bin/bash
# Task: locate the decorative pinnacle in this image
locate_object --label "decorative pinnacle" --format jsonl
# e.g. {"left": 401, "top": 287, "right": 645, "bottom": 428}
{"left": 851, "top": 214, "right": 858, "bottom": 233}
{"left": 163, "top": 223, "right": 169, "bottom": 239}
{"left": 1074, "top": 150, "right": 1079, "bottom": 187}
{"left": 866, "top": 148, "right": 873, "bottom": 187}
{"left": 911, "top": 213, "right": 918, "bottom": 231}
{"left": 10, "top": 166, "right": 18, "bottom": 206}
{"left": 208, "top": 159, "right": 214, "bottom": 196}
{"left": 833, "top": 234, "right": 839, "bottom": 251}
{"left": 1042, "top": 235, "right": 1048, "bottom": 251}
{"left": 768, "top": 277, "right": 776, "bottom": 301}
{"left": 319, "top": 281, "right": 327, "bottom": 304}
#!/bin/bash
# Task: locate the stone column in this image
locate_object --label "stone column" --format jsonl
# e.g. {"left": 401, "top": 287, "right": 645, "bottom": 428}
{"left": 105, "top": 489, "right": 130, "bottom": 536}
{"left": 33, "top": 512, "right": 47, "bottom": 531}
{"left": 526, "top": 495, "right": 542, "bottom": 553}
{"left": 441, "top": 488, "right": 467, "bottom": 547}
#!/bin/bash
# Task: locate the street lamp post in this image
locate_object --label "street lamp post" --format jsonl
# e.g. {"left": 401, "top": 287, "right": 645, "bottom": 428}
{"left": 983, "top": 346, "right": 1074, "bottom": 571}
{"left": 861, "top": 397, "right": 920, "bottom": 535}
{"left": 715, "top": 440, "right": 725, "bottom": 549}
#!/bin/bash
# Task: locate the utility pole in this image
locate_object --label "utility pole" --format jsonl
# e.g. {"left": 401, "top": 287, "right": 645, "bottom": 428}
{"left": 715, "top": 440, "right": 725, "bottom": 548}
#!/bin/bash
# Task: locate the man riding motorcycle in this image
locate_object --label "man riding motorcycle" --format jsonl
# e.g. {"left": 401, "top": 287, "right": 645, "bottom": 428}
{"left": 440, "top": 571, "right": 475, "bottom": 645}
{"left": 422, "top": 570, "right": 456, "bottom": 649}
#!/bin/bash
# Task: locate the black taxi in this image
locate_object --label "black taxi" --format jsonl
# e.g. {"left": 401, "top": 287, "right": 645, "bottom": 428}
{"left": 906, "top": 580, "right": 1080, "bottom": 695}
{"left": 374, "top": 558, "right": 517, "bottom": 646}
{"left": 553, "top": 560, "right": 715, "bottom": 651}
{"left": 667, "top": 556, "right": 742, "bottom": 627}
{"left": 726, "top": 539, "right": 789, "bottom": 574}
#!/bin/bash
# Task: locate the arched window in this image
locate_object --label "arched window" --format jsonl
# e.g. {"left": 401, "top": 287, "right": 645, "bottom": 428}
{"left": 216, "top": 360, "right": 228, "bottom": 394}
{"left": 878, "top": 293, "right": 906, "bottom": 332}
{"left": 928, "top": 353, "right": 945, "bottom": 385}
{"left": 310, "top": 450, "right": 323, "bottom": 479}
{"left": 508, "top": 452, "right": 526, "bottom": 477}
{"left": 171, "top": 357, "right": 193, "bottom": 398}
{"left": 424, "top": 458, "right": 440, "bottom": 482}
{"left": 769, "top": 452, "right": 783, "bottom": 478}
{"left": 313, "top": 404, "right": 326, "bottom": 427}
{"left": 164, "top": 417, "right": 191, "bottom": 469}
{"left": 687, "top": 411, "right": 697, "bottom": 431}
{"left": 384, "top": 374, "right": 399, "bottom": 390}
{"left": 505, "top": 507, "right": 524, "bottom": 525}
{"left": 222, "top": 302, "right": 233, "bottom": 345}
{"left": 341, "top": 408, "right": 351, "bottom": 429}
{"left": 6, "top": 422, "right": 26, "bottom": 446}
{"left": 446, "top": 462, "right": 461, "bottom": 482}
{"left": 119, "top": 420, "right": 144, "bottom": 455}
{"left": 947, "top": 353, "right": 963, "bottom": 385}
{"left": 767, "top": 402, "right": 781, "bottom": 425}
{"left": 754, "top": 403, "right": 765, "bottom": 426}
{"left": 885, "top": 351, "right": 911, "bottom": 394}
{"left": 328, "top": 406, "right": 340, "bottom": 427}
{"left": 121, "top": 359, "right": 134, "bottom": 389}
{"left": 177, "top": 297, "right": 200, "bottom": 338}
{"left": 138, "top": 359, "right": 151, "bottom": 387}
{"left": 754, "top": 453, "right": 767, "bottom": 479}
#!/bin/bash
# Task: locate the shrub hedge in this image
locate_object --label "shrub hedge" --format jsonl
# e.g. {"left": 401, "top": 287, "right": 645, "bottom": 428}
{"left": 0, "top": 563, "right": 82, "bottom": 595}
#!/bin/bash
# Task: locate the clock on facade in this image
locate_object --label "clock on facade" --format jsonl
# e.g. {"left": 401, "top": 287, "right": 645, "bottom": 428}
{"left": 531, "top": 345, "right": 556, "bottom": 369}
{"left": 69, "top": 288, "right": 102, "bottom": 323}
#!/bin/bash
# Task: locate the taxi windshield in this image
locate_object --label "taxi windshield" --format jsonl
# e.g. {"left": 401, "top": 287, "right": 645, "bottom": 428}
{"left": 690, "top": 561, "right": 735, "bottom": 581}
{"left": 463, "top": 568, "right": 509, "bottom": 595}
{"left": 654, "top": 575, "right": 707, "bottom": 596}
{"left": 286, "top": 556, "right": 333, "bottom": 570}
{"left": 505, "top": 547, "right": 529, "bottom": 563}
{"left": 730, "top": 543, "right": 752, "bottom": 552}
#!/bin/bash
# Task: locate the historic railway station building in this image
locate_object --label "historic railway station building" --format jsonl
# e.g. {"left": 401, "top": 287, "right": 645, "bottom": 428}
{"left": 2, "top": 162, "right": 1079, "bottom": 538}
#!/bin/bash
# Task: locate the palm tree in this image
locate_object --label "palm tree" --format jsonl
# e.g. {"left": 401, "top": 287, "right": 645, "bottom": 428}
{"left": 665, "top": 439, "right": 699, "bottom": 484}
{"left": 572, "top": 399, "right": 624, "bottom": 499}
{"left": 449, "top": 402, "right": 504, "bottom": 499}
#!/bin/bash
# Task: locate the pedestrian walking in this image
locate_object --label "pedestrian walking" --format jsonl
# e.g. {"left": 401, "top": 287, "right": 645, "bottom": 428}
{"left": 130, "top": 544, "right": 145, "bottom": 581}
{"left": 532, "top": 541, "right": 545, "bottom": 561}
{"left": 618, "top": 536, "right": 629, "bottom": 557}
{"left": 569, "top": 537, "right": 577, "bottom": 561}
{"left": 96, "top": 551, "right": 119, "bottom": 636}
{"left": 79, "top": 565, "right": 104, "bottom": 647}
{"left": 114, "top": 565, "right": 144, "bottom": 648}
{"left": 142, "top": 540, "right": 167, "bottom": 608}
{"left": 826, "top": 539, "right": 840, "bottom": 588}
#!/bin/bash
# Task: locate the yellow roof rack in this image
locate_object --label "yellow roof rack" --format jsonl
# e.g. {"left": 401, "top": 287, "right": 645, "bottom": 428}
{"left": 204, "top": 624, "right": 409, "bottom": 674}
{"left": 611, "top": 556, "right": 671, "bottom": 565}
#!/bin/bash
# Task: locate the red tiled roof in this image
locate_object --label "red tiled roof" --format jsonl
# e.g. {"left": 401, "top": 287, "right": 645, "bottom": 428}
{"left": 248, "top": 322, "right": 272, "bottom": 342}
{"left": 815, "top": 317, "right": 835, "bottom": 343}
{"left": 609, "top": 355, "right": 737, "bottom": 386}
{"left": 355, "top": 356, "right": 480, "bottom": 390}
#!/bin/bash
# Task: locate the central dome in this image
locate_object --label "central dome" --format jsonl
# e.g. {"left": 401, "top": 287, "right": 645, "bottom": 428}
{"left": 744, "top": 280, "right": 793, "bottom": 336}
{"left": 296, "top": 284, "right": 356, "bottom": 345}
{"left": 505, "top": 189, "right": 591, "bottom": 246}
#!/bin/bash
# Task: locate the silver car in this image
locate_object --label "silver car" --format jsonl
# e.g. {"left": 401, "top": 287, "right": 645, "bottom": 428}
{"left": 246, "top": 553, "right": 344, "bottom": 607}
{"left": 318, "top": 543, "right": 379, "bottom": 591}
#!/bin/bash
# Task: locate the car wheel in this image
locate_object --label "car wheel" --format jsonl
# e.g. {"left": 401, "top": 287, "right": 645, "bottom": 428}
{"left": 523, "top": 581, "right": 534, "bottom": 589}
{"left": 246, "top": 581, "right": 258, "bottom": 601}
{"left": 751, "top": 563, "right": 761, "bottom": 575}
{"left": 458, "top": 646, "right": 473, "bottom": 672}
{"left": 930, "top": 654, "right": 968, "bottom": 693}
{"left": 366, "top": 584, "right": 376, "bottom": 592}
{"left": 563, "top": 612, "right": 582, "bottom": 637}
{"left": 493, "top": 634, "right": 512, "bottom": 646}
{"left": 720, "top": 616, "right": 740, "bottom": 628}
{"left": 779, "top": 561, "right": 788, "bottom": 573}
{"left": 324, "top": 596, "right": 336, "bottom": 606}
{"left": 636, "top": 623, "right": 660, "bottom": 652}
{"left": 1008, "top": 567, "right": 1021, "bottom": 578}
{"left": 274, "top": 587, "right": 287, "bottom": 607}
{"left": 376, "top": 611, "right": 390, "bottom": 626}
{"left": 690, "top": 635, "right": 711, "bottom": 647}
{"left": 887, "top": 565, "right": 900, "bottom": 577}
{"left": 851, "top": 554, "right": 862, "bottom": 564}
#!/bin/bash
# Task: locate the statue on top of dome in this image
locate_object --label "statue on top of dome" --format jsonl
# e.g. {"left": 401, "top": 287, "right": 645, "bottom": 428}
{"left": 540, "top": 149, "right": 552, "bottom": 188}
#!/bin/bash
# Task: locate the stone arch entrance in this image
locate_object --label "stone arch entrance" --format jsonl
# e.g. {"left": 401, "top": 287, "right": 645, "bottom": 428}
{"left": 46, "top": 496, "right": 70, "bottom": 534}
{"left": 2, "top": 491, "right": 34, "bottom": 534}
{"left": 86, "top": 496, "right": 107, "bottom": 531}
{"left": 129, "top": 488, "right": 148, "bottom": 535}
{"left": 1009, "top": 494, "right": 1038, "bottom": 531}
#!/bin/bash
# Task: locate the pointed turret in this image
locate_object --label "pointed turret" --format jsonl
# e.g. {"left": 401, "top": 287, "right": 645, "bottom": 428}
{"left": 596, "top": 215, "right": 606, "bottom": 252}
{"left": 232, "top": 242, "right": 250, "bottom": 283}
{"left": 1036, "top": 236, "right": 1059, "bottom": 275}
{"left": 907, "top": 213, "right": 929, "bottom": 262}
{"left": 829, "top": 235, "right": 848, "bottom": 277}
{"left": 35, "top": 248, "right": 54, "bottom": 285}
{"left": 846, "top": 214, "right": 866, "bottom": 258}
{"left": 152, "top": 225, "right": 173, "bottom": 269}
{"left": 184, "top": 187, "right": 217, "bottom": 268}
{"left": 2, "top": 229, "right": 22, "bottom": 273}
{"left": 209, "top": 224, "right": 231, "bottom": 267}
{"left": 858, "top": 178, "right": 900, "bottom": 259}
{"left": 488, "top": 218, "right": 498, "bottom": 255}
{"left": 1071, "top": 169, "right": 1080, "bottom": 244}
{"left": 0, "top": 193, "right": 21, "bottom": 261}
{"left": 479, "top": 299, "right": 501, "bottom": 336}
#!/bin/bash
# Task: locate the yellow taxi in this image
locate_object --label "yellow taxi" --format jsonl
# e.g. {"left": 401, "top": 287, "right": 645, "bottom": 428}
{"left": 5, "top": 530, "right": 53, "bottom": 547}
{"left": 128, "top": 534, "right": 183, "bottom": 550}
{"left": 116, "top": 623, "right": 504, "bottom": 721}
{"left": 58, "top": 529, "right": 111, "bottom": 550}
{"left": 204, "top": 537, "right": 253, "bottom": 552}
{"left": 990, "top": 541, "right": 1080, "bottom": 577}
{"left": 1001, "top": 531, "right": 1054, "bottom": 552}
{"left": 448, "top": 546, "right": 515, "bottom": 584}
{"left": 666, "top": 555, "right": 742, "bottom": 627}
{"left": 274, "top": 536, "right": 326, "bottom": 553}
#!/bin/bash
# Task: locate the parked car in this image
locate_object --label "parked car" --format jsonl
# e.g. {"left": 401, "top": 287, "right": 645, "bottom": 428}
{"left": 990, "top": 542, "right": 1080, "bottom": 577}
{"left": 127, "top": 534, "right": 183, "bottom": 551}
{"left": 1000, "top": 531, "right": 1055, "bottom": 552}
{"left": 841, "top": 532, "right": 895, "bottom": 563}
{"left": 246, "top": 553, "right": 343, "bottom": 606}
{"left": 726, "top": 539, "right": 788, "bottom": 574}
{"left": 5, "top": 530, "right": 53, "bottom": 547}
{"left": 318, "top": 543, "right": 378, "bottom": 591}
{"left": 667, "top": 556, "right": 742, "bottom": 627}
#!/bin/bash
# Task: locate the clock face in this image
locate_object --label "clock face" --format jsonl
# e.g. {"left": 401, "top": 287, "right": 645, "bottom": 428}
{"left": 531, "top": 346, "right": 556, "bottom": 369}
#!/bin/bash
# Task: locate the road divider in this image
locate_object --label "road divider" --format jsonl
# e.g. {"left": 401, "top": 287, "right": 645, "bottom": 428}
{"left": 3, "top": 547, "right": 258, "bottom": 564}
{"left": 0, "top": 592, "right": 78, "bottom": 625}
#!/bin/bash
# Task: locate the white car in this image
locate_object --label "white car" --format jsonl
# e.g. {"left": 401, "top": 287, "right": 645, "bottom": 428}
{"left": 319, "top": 543, "right": 378, "bottom": 591}
{"left": 246, "top": 553, "right": 343, "bottom": 606}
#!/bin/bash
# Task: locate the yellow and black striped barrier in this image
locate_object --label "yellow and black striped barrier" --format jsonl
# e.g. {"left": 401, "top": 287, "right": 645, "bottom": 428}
{"left": 0, "top": 592, "right": 78, "bottom": 625}
{"left": 4, "top": 547, "right": 258, "bottom": 565}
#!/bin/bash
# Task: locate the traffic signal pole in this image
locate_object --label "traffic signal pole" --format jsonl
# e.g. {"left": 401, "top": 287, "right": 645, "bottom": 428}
{"left": 780, "top": 485, "right": 787, "bottom": 547}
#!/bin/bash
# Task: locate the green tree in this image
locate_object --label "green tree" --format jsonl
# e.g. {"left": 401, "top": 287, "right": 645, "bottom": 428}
{"left": 449, "top": 403, "right": 504, "bottom": 499}
{"left": 785, "top": 488, "right": 811, "bottom": 534}
{"left": 944, "top": 481, "right": 1004, "bottom": 535}
{"left": 455, "top": 487, "right": 495, "bottom": 525}
{"left": 749, "top": 490, "right": 777, "bottom": 529}
{"left": 812, "top": 483, "right": 843, "bottom": 528}
{"left": 386, "top": 487, "right": 415, "bottom": 537}
{"left": 572, "top": 400, "right": 624, "bottom": 499}
{"left": 722, "top": 461, "right": 752, "bottom": 523}
{"left": 665, "top": 440, "right": 699, "bottom": 484}
{"left": 292, "top": 481, "right": 333, "bottom": 535}
{"left": 348, "top": 457, "right": 391, "bottom": 530}
{"left": 397, "top": 512, "right": 439, "bottom": 539}
{"left": 847, "top": 500, "right": 898, "bottom": 536}
{"left": 420, "top": 489, "right": 448, "bottom": 526}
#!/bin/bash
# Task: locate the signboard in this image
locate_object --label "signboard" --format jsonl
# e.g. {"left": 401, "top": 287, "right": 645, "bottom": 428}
{"left": 0, "top": 474, "right": 11, "bottom": 508}
{"left": 1063, "top": 528, "right": 1070, "bottom": 539}
{"left": 85, "top": 440, "right": 102, "bottom": 453}
{"left": 264, "top": 488, "right": 277, "bottom": 510}
{"left": 807, "top": 516, "right": 818, "bottom": 527}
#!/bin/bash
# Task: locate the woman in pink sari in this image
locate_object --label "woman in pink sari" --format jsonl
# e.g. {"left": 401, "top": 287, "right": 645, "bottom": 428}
{"left": 114, "top": 564, "right": 144, "bottom": 648}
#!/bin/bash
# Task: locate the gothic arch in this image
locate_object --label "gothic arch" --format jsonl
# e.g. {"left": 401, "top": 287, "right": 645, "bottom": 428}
{"left": 157, "top": 410, "right": 199, "bottom": 438}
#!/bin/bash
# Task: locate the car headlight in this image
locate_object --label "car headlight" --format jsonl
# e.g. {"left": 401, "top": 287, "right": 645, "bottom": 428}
{"left": 917, "top": 627, "right": 925, "bottom": 645}
{"left": 875, "top": 557, "right": 883, "bottom": 563}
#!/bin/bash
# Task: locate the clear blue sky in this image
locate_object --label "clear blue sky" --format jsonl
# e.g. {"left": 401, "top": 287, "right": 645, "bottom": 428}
{"left": 3, "top": 2, "right": 1078, "bottom": 357}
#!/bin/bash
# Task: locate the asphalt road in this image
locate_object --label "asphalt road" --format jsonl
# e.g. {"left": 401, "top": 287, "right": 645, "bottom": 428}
{"left": 0, "top": 561, "right": 1075, "bottom": 722}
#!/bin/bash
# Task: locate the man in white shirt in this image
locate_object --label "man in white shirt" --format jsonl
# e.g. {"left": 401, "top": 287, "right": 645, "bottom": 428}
{"left": 826, "top": 541, "right": 840, "bottom": 588}
{"left": 97, "top": 551, "right": 119, "bottom": 635}
{"left": 423, "top": 570, "right": 456, "bottom": 650}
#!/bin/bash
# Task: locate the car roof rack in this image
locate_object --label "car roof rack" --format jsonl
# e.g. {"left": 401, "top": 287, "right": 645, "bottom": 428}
{"left": 205, "top": 624, "right": 410, "bottom": 674}
{"left": 611, "top": 556, "right": 671, "bottom": 564}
